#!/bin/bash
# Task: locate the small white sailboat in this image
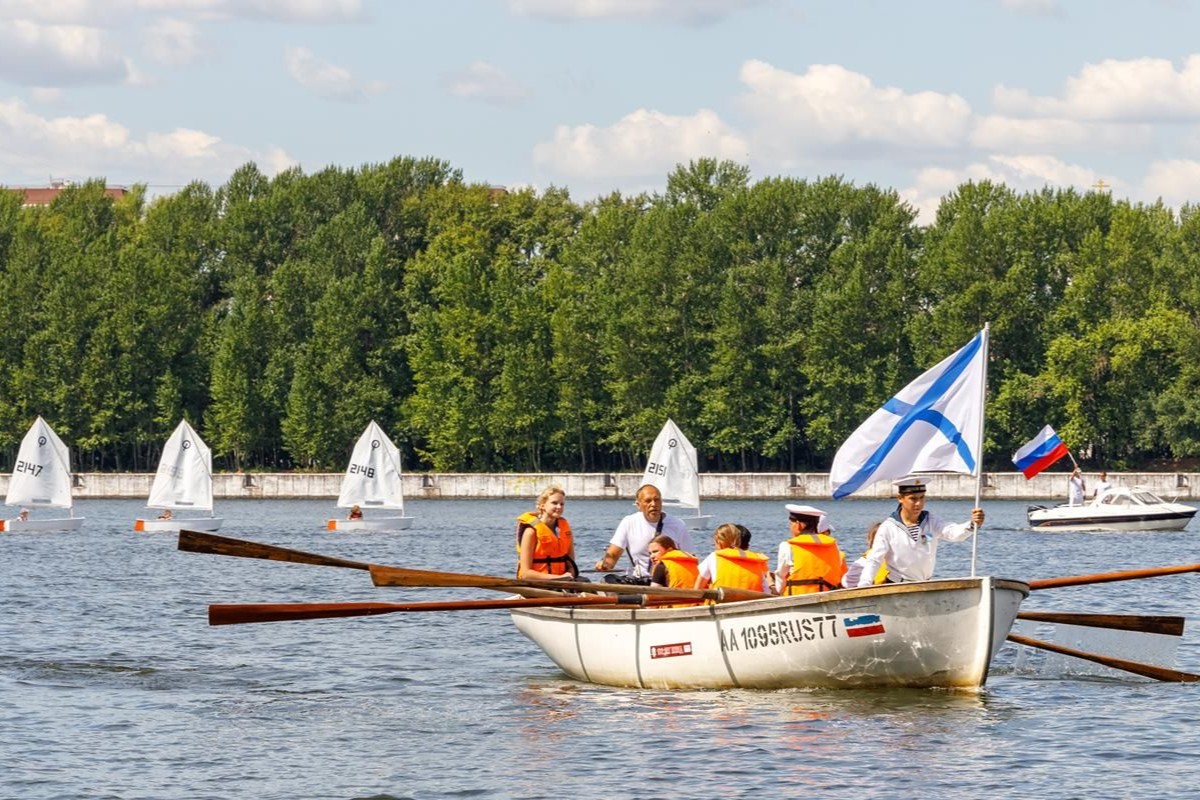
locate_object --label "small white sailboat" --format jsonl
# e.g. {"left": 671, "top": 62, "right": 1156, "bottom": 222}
{"left": 1, "top": 416, "right": 84, "bottom": 532}
{"left": 641, "top": 418, "right": 711, "bottom": 531}
{"left": 134, "top": 420, "right": 222, "bottom": 533}
{"left": 327, "top": 421, "right": 413, "bottom": 532}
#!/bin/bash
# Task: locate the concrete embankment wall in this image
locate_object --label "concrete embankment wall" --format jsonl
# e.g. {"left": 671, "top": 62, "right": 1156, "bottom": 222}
{"left": 8, "top": 471, "right": 1197, "bottom": 501}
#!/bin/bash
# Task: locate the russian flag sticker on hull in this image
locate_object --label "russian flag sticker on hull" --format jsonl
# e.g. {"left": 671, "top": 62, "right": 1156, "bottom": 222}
{"left": 844, "top": 614, "right": 886, "bottom": 637}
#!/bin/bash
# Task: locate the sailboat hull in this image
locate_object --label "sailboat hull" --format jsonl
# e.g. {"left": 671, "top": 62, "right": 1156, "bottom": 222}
{"left": 1, "top": 516, "right": 85, "bottom": 533}
{"left": 327, "top": 517, "right": 413, "bottom": 532}
{"left": 134, "top": 517, "right": 223, "bottom": 533}
{"left": 676, "top": 513, "right": 713, "bottom": 531}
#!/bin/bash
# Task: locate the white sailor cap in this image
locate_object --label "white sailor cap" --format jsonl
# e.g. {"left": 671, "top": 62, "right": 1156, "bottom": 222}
{"left": 785, "top": 504, "right": 834, "bottom": 532}
{"left": 894, "top": 477, "right": 927, "bottom": 495}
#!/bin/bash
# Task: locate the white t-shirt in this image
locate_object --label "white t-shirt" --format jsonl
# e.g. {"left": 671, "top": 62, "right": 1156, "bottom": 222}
{"left": 1069, "top": 475, "right": 1085, "bottom": 506}
{"left": 609, "top": 512, "right": 694, "bottom": 577}
{"left": 1093, "top": 479, "right": 1113, "bottom": 501}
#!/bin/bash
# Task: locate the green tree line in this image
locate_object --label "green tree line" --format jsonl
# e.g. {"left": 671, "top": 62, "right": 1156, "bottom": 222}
{"left": 2, "top": 158, "right": 1198, "bottom": 474}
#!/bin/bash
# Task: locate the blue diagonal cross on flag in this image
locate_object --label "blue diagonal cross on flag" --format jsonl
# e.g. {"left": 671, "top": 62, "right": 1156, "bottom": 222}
{"left": 830, "top": 330, "right": 988, "bottom": 499}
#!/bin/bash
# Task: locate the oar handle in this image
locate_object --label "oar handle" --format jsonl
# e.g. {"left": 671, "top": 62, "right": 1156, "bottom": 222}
{"left": 1007, "top": 633, "right": 1200, "bottom": 683}
{"left": 178, "top": 530, "right": 371, "bottom": 571}
{"left": 1029, "top": 563, "right": 1200, "bottom": 590}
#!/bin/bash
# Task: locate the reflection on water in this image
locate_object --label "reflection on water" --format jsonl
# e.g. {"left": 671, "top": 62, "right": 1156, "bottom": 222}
{"left": 2, "top": 498, "right": 1199, "bottom": 800}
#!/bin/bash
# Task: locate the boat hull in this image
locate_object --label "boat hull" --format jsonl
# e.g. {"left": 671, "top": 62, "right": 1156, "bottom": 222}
{"left": 511, "top": 577, "right": 1028, "bottom": 690}
{"left": 675, "top": 513, "right": 713, "bottom": 531}
{"left": 134, "top": 517, "right": 223, "bottom": 533}
{"left": 327, "top": 517, "right": 413, "bottom": 532}
{"left": 0, "top": 516, "right": 85, "bottom": 533}
{"left": 1027, "top": 506, "right": 1197, "bottom": 532}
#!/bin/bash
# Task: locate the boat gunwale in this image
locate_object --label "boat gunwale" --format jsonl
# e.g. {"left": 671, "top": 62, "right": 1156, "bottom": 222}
{"left": 509, "top": 576, "right": 1030, "bottom": 623}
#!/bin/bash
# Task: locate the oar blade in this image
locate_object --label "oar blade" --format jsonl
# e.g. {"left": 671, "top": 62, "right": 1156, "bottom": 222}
{"left": 178, "top": 530, "right": 370, "bottom": 571}
{"left": 1017, "top": 611, "right": 1185, "bottom": 637}
{"left": 208, "top": 595, "right": 647, "bottom": 625}
{"left": 210, "top": 602, "right": 406, "bottom": 625}
{"left": 1008, "top": 633, "right": 1200, "bottom": 683}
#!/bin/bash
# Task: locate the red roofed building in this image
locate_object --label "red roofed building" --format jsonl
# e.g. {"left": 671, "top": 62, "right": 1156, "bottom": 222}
{"left": 10, "top": 181, "right": 129, "bottom": 207}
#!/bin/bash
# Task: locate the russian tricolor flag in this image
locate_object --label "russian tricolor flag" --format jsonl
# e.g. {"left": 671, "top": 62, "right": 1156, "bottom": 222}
{"left": 1012, "top": 425, "right": 1070, "bottom": 479}
{"left": 844, "top": 614, "right": 886, "bottom": 638}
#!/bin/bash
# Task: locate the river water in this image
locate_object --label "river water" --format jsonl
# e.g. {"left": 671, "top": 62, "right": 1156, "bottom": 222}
{"left": 3, "top": 497, "right": 1199, "bottom": 799}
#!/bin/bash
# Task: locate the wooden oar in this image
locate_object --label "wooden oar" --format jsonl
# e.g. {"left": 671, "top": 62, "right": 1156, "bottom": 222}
{"left": 209, "top": 595, "right": 672, "bottom": 626}
{"left": 178, "top": 530, "right": 769, "bottom": 603}
{"left": 1029, "top": 562, "right": 1200, "bottom": 590}
{"left": 1007, "top": 633, "right": 1200, "bottom": 683}
{"left": 1016, "top": 611, "right": 1185, "bottom": 636}
{"left": 178, "top": 529, "right": 371, "bottom": 571}
{"left": 367, "top": 563, "right": 771, "bottom": 603}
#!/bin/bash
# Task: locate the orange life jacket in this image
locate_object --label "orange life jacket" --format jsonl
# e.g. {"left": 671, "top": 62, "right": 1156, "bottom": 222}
{"left": 653, "top": 549, "right": 702, "bottom": 607}
{"left": 783, "top": 533, "right": 848, "bottom": 595}
{"left": 659, "top": 549, "right": 700, "bottom": 589}
{"left": 515, "top": 513, "right": 574, "bottom": 576}
{"left": 713, "top": 548, "right": 769, "bottom": 592}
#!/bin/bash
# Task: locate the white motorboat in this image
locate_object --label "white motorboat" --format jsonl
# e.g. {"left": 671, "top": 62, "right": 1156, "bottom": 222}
{"left": 134, "top": 419, "right": 223, "bottom": 533}
{"left": 1027, "top": 486, "right": 1197, "bottom": 532}
{"left": 1, "top": 416, "right": 84, "bottom": 533}
{"left": 641, "top": 418, "right": 712, "bottom": 531}
{"left": 327, "top": 421, "right": 413, "bottom": 532}
{"left": 511, "top": 576, "right": 1029, "bottom": 690}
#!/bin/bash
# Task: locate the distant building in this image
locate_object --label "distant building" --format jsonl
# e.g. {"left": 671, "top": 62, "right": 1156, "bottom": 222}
{"left": 8, "top": 181, "right": 129, "bottom": 208}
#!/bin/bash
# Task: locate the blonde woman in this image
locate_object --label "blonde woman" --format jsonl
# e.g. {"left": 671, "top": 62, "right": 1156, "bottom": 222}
{"left": 694, "top": 522, "right": 772, "bottom": 593}
{"left": 517, "top": 484, "right": 578, "bottom": 580}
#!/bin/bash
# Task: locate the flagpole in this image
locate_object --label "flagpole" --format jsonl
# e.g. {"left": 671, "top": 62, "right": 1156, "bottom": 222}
{"left": 970, "top": 323, "right": 990, "bottom": 578}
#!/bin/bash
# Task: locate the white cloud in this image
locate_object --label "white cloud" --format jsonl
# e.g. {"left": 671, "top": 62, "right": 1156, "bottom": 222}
{"left": 533, "top": 107, "right": 748, "bottom": 178}
{"left": 142, "top": 17, "right": 205, "bottom": 65}
{"left": 0, "top": 98, "right": 294, "bottom": 187}
{"left": 0, "top": 18, "right": 129, "bottom": 86}
{"left": 1000, "top": 0, "right": 1061, "bottom": 16}
{"left": 995, "top": 55, "right": 1200, "bottom": 122}
{"left": 1141, "top": 159, "right": 1200, "bottom": 209}
{"left": 0, "top": 0, "right": 363, "bottom": 24}
{"left": 444, "top": 62, "right": 529, "bottom": 107}
{"left": 900, "top": 154, "right": 1111, "bottom": 224}
{"left": 30, "top": 87, "right": 63, "bottom": 103}
{"left": 971, "top": 114, "right": 1153, "bottom": 152}
{"left": 507, "top": 0, "right": 762, "bottom": 24}
{"left": 283, "top": 46, "right": 386, "bottom": 102}
{"left": 738, "top": 60, "right": 973, "bottom": 164}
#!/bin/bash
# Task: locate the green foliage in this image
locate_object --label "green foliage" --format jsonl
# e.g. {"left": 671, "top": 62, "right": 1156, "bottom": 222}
{"left": 3, "top": 161, "right": 1199, "bottom": 474}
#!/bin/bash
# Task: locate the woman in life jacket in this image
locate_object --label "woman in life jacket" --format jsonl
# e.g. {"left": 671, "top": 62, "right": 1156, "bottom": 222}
{"left": 516, "top": 484, "right": 578, "bottom": 580}
{"left": 694, "top": 522, "right": 772, "bottom": 594}
{"left": 649, "top": 533, "right": 701, "bottom": 608}
{"left": 648, "top": 534, "right": 700, "bottom": 589}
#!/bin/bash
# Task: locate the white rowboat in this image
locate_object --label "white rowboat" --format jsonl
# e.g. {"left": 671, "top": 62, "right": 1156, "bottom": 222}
{"left": 511, "top": 577, "right": 1028, "bottom": 690}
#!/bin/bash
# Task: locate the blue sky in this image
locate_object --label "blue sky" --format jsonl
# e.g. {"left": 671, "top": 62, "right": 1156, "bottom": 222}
{"left": 2, "top": 0, "right": 1199, "bottom": 222}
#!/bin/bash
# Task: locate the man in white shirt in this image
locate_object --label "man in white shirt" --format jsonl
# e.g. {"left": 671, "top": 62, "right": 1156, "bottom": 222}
{"left": 1092, "top": 471, "right": 1113, "bottom": 501}
{"left": 1068, "top": 468, "right": 1085, "bottom": 506}
{"left": 594, "top": 484, "right": 695, "bottom": 579}
{"left": 855, "top": 477, "right": 984, "bottom": 588}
